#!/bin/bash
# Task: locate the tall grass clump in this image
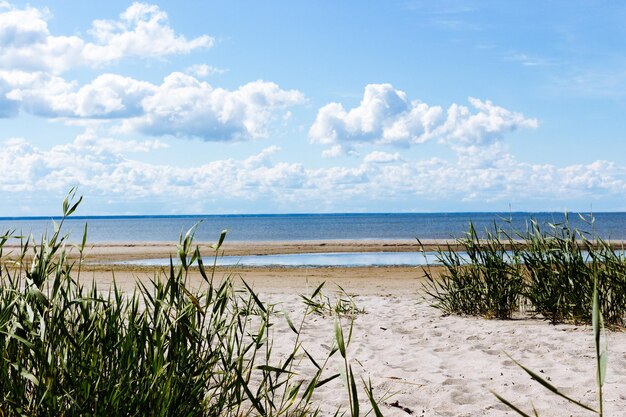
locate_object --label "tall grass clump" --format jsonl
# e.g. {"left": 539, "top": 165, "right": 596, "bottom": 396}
{"left": 423, "top": 221, "right": 524, "bottom": 319}
{"left": 521, "top": 215, "right": 594, "bottom": 324}
{"left": 521, "top": 214, "right": 626, "bottom": 325}
{"left": 587, "top": 238, "right": 626, "bottom": 327}
{"left": 0, "top": 191, "right": 385, "bottom": 416}
{"left": 424, "top": 213, "right": 626, "bottom": 326}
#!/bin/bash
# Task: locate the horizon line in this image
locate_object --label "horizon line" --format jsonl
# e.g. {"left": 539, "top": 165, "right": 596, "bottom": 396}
{"left": 0, "top": 210, "right": 617, "bottom": 221}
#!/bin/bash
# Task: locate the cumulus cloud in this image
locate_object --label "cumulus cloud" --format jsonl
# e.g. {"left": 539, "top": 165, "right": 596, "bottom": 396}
{"left": 440, "top": 97, "right": 538, "bottom": 148}
{"left": 0, "top": 4, "right": 303, "bottom": 142}
{"left": 120, "top": 73, "right": 305, "bottom": 141}
{"left": 73, "top": 129, "right": 168, "bottom": 153}
{"left": 0, "top": 70, "right": 304, "bottom": 141}
{"left": 1, "top": 134, "right": 625, "bottom": 212}
{"left": 7, "top": 72, "right": 156, "bottom": 118}
{"left": 0, "top": 132, "right": 170, "bottom": 192}
{"left": 310, "top": 83, "right": 538, "bottom": 154}
{"left": 309, "top": 83, "right": 444, "bottom": 147}
{"left": 0, "top": 2, "right": 212, "bottom": 73}
{"left": 84, "top": 3, "right": 213, "bottom": 63}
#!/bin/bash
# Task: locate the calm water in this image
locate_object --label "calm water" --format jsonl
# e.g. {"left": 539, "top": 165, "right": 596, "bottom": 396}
{"left": 1, "top": 212, "right": 625, "bottom": 242}
{"left": 122, "top": 251, "right": 443, "bottom": 267}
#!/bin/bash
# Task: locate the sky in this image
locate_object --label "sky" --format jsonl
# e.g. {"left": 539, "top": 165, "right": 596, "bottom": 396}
{"left": 1, "top": 1, "right": 626, "bottom": 216}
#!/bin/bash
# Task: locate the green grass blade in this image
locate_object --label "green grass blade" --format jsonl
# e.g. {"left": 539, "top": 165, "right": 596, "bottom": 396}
{"left": 315, "top": 373, "right": 340, "bottom": 388}
{"left": 303, "top": 348, "right": 321, "bottom": 370}
{"left": 348, "top": 366, "right": 359, "bottom": 417}
{"left": 492, "top": 391, "right": 533, "bottom": 417}
{"left": 284, "top": 312, "right": 299, "bottom": 335}
{"left": 363, "top": 377, "right": 384, "bottom": 417}
{"left": 509, "top": 355, "right": 597, "bottom": 413}
{"left": 311, "top": 281, "right": 326, "bottom": 299}
{"left": 242, "top": 279, "right": 267, "bottom": 313}
{"left": 592, "top": 278, "right": 607, "bottom": 416}
{"left": 335, "top": 319, "right": 346, "bottom": 359}
{"left": 211, "top": 229, "right": 228, "bottom": 250}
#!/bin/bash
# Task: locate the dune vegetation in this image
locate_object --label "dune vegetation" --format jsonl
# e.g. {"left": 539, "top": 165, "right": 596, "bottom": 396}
{"left": 0, "top": 192, "right": 381, "bottom": 417}
{"left": 423, "top": 215, "right": 626, "bottom": 326}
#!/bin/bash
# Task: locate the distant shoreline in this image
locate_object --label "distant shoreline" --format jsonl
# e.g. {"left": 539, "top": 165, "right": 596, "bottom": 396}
{"left": 3, "top": 212, "right": 626, "bottom": 241}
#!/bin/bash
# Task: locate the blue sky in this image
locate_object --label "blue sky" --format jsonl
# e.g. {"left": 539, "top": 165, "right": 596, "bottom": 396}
{"left": 1, "top": 1, "right": 626, "bottom": 215}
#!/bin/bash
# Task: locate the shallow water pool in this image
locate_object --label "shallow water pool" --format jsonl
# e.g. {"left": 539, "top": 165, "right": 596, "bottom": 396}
{"left": 121, "top": 251, "right": 446, "bottom": 267}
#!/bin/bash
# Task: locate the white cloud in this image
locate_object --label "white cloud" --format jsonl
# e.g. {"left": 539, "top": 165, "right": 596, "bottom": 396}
{"left": 73, "top": 129, "right": 168, "bottom": 153}
{"left": 84, "top": 3, "right": 213, "bottom": 64}
{"left": 309, "top": 83, "right": 444, "bottom": 147}
{"left": 363, "top": 151, "right": 401, "bottom": 163}
{"left": 440, "top": 97, "right": 538, "bottom": 148}
{"left": 0, "top": 2, "right": 213, "bottom": 73}
{"left": 1, "top": 134, "right": 625, "bottom": 212}
{"left": 121, "top": 73, "right": 305, "bottom": 141}
{"left": 185, "top": 64, "right": 227, "bottom": 77}
{"left": 0, "top": 4, "right": 302, "bottom": 142}
{"left": 506, "top": 52, "right": 554, "bottom": 67}
{"left": 321, "top": 144, "right": 344, "bottom": 158}
{"left": 310, "top": 83, "right": 538, "bottom": 154}
{"left": 7, "top": 72, "right": 155, "bottom": 118}
{"left": 0, "top": 70, "right": 304, "bottom": 141}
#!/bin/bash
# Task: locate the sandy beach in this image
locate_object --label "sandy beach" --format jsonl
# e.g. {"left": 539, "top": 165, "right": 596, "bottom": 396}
{"left": 43, "top": 242, "right": 626, "bottom": 415}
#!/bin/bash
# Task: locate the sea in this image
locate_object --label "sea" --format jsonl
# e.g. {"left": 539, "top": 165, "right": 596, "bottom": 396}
{"left": 1, "top": 212, "right": 625, "bottom": 243}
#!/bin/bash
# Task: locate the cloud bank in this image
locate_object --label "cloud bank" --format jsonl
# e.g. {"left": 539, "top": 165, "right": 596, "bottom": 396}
{"left": 2, "top": 134, "right": 624, "bottom": 213}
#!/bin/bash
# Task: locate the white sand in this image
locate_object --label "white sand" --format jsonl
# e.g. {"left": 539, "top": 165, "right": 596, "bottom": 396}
{"left": 259, "top": 291, "right": 626, "bottom": 416}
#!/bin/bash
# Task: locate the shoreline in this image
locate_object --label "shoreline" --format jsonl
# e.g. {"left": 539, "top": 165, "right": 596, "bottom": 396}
{"left": 6, "top": 238, "right": 626, "bottom": 263}
{"left": 4, "top": 239, "right": 443, "bottom": 262}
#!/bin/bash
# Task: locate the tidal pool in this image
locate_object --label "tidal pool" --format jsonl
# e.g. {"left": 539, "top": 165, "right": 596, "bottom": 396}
{"left": 121, "top": 251, "right": 447, "bottom": 267}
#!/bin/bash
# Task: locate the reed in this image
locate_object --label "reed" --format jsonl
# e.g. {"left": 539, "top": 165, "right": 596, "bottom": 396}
{"left": 520, "top": 215, "right": 597, "bottom": 323}
{"left": 422, "top": 221, "right": 524, "bottom": 319}
{"left": 587, "top": 238, "right": 626, "bottom": 327}
{"left": 424, "top": 214, "right": 626, "bottom": 325}
{"left": 0, "top": 191, "right": 383, "bottom": 416}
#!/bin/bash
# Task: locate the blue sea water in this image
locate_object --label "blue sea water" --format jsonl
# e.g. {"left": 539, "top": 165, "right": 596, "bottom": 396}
{"left": 0, "top": 212, "right": 625, "bottom": 243}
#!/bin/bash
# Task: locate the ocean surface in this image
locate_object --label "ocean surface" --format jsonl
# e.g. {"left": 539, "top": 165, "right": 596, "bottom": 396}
{"left": 0, "top": 212, "right": 625, "bottom": 243}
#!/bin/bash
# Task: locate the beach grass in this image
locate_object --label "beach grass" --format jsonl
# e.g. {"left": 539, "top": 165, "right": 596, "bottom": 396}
{"left": 423, "top": 214, "right": 626, "bottom": 326}
{"left": 0, "top": 191, "right": 384, "bottom": 416}
{"left": 422, "top": 221, "right": 524, "bottom": 319}
{"left": 300, "top": 282, "right": 366, "bottom": 317}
